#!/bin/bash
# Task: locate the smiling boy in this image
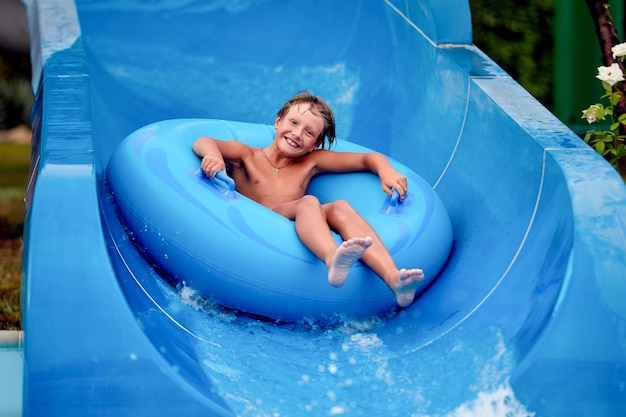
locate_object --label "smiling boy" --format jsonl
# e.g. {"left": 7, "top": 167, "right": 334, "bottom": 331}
{"left": 193, "top": 92, "right": 424, "bottom": 307}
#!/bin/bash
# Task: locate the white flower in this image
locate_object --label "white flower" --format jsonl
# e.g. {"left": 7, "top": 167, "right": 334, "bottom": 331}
{"left": 596, "top": 63, "right": 625, "bottom": 86}
{"left": 581, "top": 104, "right": 605, "bottom": 124}
{"left": 612, "top": 42, "right": 626, "bottom": 58}
{"left": 582, "top": 109, "right": 597, "bottom": 124}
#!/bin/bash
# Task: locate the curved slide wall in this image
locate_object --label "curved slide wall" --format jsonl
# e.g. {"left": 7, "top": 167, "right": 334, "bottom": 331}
{"left": 21, "top": 0, "right": 626, "bottom": 416}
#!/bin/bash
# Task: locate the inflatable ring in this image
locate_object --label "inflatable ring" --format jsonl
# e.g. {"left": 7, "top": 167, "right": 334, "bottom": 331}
{"left": 106, "top": 119, "right": 453, "bottom": 321}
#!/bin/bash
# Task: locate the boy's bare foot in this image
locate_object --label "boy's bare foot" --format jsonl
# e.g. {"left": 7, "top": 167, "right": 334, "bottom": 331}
{"left": 328, "top": 237, "right": 373, "bottom": 287}
{"left": 391, "top": 268, "right": 425, "bottom": 307}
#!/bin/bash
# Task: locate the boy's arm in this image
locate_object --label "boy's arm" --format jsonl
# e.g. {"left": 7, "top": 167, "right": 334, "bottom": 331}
{"left": 193, "top": 136, "right": 249, "bottom": 177}
{"left": 363, "top": 152, "right": 408, "bottom": 200}
{"left": 312, "top": 150, "right": 408, "bottom": 200}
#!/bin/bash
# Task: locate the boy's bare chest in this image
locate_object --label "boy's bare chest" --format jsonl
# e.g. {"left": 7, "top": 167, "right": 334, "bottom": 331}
{"left": 229, "top": 161, "right": 312, "bottom": 207}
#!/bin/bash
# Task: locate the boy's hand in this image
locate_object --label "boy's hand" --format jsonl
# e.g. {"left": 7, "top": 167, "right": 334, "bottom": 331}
{"left": 380, "top": 169, "right": 408, "bottom": 201}
{"left": 201, "top": 154, "right": 226, "bottom": 178}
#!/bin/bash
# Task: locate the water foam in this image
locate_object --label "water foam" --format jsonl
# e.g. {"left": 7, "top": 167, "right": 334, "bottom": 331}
{"left": 443, "top": 381, "right": 535, "bottom": 417}
{"left": 158, "top": 280, "right": 536, "bottom": 417}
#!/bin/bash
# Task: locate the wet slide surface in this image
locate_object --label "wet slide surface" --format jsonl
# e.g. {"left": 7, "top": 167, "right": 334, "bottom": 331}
{"left": 21, "top": 0, "right": 626, "bottom": 416}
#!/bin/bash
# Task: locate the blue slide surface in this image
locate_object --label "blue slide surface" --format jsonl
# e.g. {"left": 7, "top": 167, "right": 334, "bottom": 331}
{"left": 21, "top": 1, "right": 626, "bottom": 416}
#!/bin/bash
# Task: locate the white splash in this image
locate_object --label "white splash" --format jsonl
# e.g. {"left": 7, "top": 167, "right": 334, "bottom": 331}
{"left": 444, "top": 380, "right": 535, "bottom": 417}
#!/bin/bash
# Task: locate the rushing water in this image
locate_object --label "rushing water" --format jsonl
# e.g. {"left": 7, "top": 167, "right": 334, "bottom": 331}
{"left": 138, "top": 279, "right": 535, "bottom": 417}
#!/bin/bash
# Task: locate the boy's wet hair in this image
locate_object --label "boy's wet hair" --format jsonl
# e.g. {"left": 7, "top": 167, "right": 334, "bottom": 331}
{"left": 276, "top": 91, "right": 336, "bottom": 149}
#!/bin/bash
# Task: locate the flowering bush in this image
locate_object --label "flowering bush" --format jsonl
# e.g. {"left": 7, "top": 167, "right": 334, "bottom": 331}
{"left": 581, "top": 43, "right": 626, "bottom": 171}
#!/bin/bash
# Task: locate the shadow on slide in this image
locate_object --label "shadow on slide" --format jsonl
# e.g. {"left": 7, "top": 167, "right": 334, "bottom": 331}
{"left": 21, "top": 0, "right": 626, "bottom": 416}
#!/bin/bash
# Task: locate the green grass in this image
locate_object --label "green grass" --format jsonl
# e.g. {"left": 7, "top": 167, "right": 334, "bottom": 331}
{"left": 0, "top": 142, "right": 30, "bottom": 330}
{"left": 0, "top": 239, "right": 22, "bottom": 329}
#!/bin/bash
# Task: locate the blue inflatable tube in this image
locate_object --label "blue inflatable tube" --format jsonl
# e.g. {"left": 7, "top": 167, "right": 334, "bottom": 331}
{"left": 106, "top": 119, "right": 453, "bottom": 320}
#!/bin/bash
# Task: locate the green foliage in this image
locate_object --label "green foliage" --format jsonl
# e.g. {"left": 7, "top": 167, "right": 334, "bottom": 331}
{"left": 582, "top": 78, "right": 626, "bottom": 168}
{"left": 0, "top": 51, "right": 32, "bottom": 129}
{"left": 470, "top": 0, "right": 554, "bottom": 107}
{"left": 0, "top": 80, "right": 32, "bottom": 129}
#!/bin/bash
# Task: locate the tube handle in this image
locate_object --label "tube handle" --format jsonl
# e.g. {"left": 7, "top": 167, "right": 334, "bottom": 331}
{"left": 214, "top": 170, "right": 236, "bottom": 194}
{"left": 381, "top": 188, "right": 405, "bottom": 215}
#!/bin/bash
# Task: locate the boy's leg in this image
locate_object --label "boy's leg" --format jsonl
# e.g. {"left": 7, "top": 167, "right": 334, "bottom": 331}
{"left": 273, "top": 195, "right": 340, "bottom": 262}
{"left": 274, "top": 197, "right": 423, "bottom": 306}
{"left": 323, "top": 200, "right": 424, "bottom": 306}
{"left": 273, "top": 196, "right": 372, "bottom": 285}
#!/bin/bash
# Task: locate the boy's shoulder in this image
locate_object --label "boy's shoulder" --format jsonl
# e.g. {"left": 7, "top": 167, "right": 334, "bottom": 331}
{"left": 308, "top": 148, "right": 334, "bottom": 157}
{"left": 217, "top": 139, "right": 255, "bottom": 160}
{"left": 299, "top": 148, "right": 340, "bottom": 171}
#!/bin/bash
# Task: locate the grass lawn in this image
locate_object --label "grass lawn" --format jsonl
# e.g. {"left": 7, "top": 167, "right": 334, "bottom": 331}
{"left": 0, "top": 142, "right": 30, "bottom": 330}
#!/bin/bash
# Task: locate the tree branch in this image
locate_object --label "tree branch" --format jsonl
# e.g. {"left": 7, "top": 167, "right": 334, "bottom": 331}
{"left": 584, "top": 0, "right": 621, "bottom": 66}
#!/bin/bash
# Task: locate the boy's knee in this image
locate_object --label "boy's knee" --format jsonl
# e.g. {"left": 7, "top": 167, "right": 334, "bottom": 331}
{"left": 296, "top": 195, "right": 323, "bottom": 215}
{"left": 328, "top": 199, "right": 356, "bottom": 218}
{"left": 300, "top": 195, "right": 322, "bottom": 207}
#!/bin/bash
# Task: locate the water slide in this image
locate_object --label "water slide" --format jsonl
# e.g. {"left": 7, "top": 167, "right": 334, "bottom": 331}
{"left": 20, "top": 0, "right": 626, "bottom": 416}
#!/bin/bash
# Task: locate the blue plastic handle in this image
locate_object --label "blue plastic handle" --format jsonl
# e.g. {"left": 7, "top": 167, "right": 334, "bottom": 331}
{"left": 381, "top": 188, "right": 404, "bottom": 215}
{"left": 390, "top": 189, "right": 400, "bottom": 207}
{"left": 215, "top": 171, "right": 236, "bottom": 194}
{"left": 192, "top": 168, "right": 237, "bottom": 199}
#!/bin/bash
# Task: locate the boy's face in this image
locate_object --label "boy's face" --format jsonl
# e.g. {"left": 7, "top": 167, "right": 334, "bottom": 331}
{"left": 273, "top": 104, "right": 325, "bottom": 156}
